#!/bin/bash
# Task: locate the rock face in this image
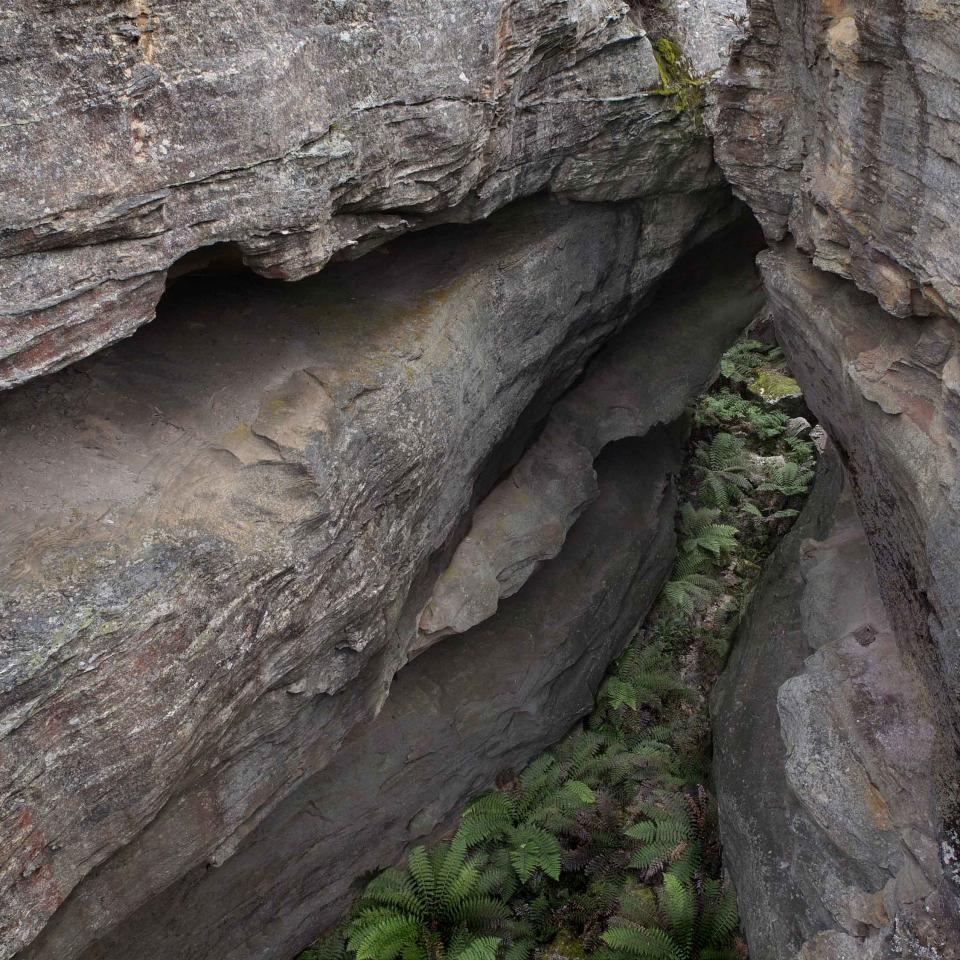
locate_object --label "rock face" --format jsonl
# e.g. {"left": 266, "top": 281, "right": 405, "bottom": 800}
{"left": 0, "top": 189, "right": 759, "bottom": 960}
{"left": 713, "top": 0, "right": 960, "bottom": 320}
{"left": 713, "top": 449, "right": 957, "bottom": 959}
{"left": 69, "top": 428, "right": 685, "bottom": 960}
{"left": 708, "top": 1, "right": 960, "bottom": 955}
{"left": 418, "top": 225, "right": 764, "bottom": 642}
{"left": 0, "top": 0, "right": 720, "bottom": 390}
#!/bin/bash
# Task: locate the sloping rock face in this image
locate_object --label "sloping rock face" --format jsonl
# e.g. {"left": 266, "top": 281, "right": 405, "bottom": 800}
{"left": 709, "top": 0, "right": 960, "bottom": 954}
{"left": 71, "top": 428, "right": 685, "bottom": 960}
{"left": 0, "top": 192, "right": 759, "bottom": 960}
{"left": 418, "top": 230, "right": 764, "bottom": 642}
{"left": 0, "top": 0, "right": 720, "bottom": 390}
{"left": 713, "top": 449, "right": 956, "bottom": 959}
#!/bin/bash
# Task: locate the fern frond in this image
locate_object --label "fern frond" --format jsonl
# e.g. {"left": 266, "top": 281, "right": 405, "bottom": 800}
{"left": 601, "top": 924, "right": 683, "bottom": 960}
{"left": 448, "top": 935, "right": 501, "bottom": 960}
{"left": 507, "top": 823, "right": 562, "bottom": 882}
{"left": 347, "top": 909, "right": 422, "bottom": 960}
{"left": 658, "top": 874, "right": 695, "bottom": 951}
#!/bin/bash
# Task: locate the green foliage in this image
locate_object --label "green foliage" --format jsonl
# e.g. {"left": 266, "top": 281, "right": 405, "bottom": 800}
{"left": 718, "top": 340, "right": 768, "bottom": 384}
{"left": 758, "top": 460, "right": 813, "bottom": 497}
{"left": 299, "top": 930, "right": 349, "bottom": 960}
{"left": 650, "top": 38, "right": 705, "bottom": 117}
{"left": 346, "top": 831, "right": 509, "bottom": 960}
{"left": 696, "top": 390, "right": 789, "bottom": 440}
{"left": 600, "top": 643, "right": 693, "bottom": 717}
{"left": 599, "top": 876, "right": 739, "bottom": 960}
{"left": 692, "top": 434, "right": 752, "bottom": 510}
{"left": 678, "top": 504, "right": 738, "bottom": 563}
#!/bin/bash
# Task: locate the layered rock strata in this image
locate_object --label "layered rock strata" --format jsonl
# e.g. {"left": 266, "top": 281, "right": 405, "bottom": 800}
{"left": 67, "top": 429, "right": 685, "bottom": 960}
{"left": 0, "top": 0, "right": 721, "bottom": 390}
{"left": 0, "top": 195, "right": 755, "bottom": 960}
{"left": 713, "top": 0, "right": 960, "bottom": 321}
{"left": 418, "top": 222, "right": 765, "bottom": 642}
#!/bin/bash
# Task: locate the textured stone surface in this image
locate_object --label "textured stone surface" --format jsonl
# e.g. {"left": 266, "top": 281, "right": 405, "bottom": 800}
{"left": 0, "top": 0, "right": 722, "bottom": 390}
{"left": 761, "top": 244, "right": 960, "bottom": 765}
{"left": 68, "top": 429, "right": 684, "bottom": 960}
{"left": 712, "top": 0, "right": 960, "bottom": 320}
{"left": 0, "top": 193, "right": 747, "bottom": 960}
{"left": 418, "top": 221, "right": 764, "bottom": 641}
{"left": 667, "top": 0, "right": 750, "bottom": 77}
{"left": 708, "top": 2, "right": 960, "bottom": 952}
{"left": 713, "top": 448, "right": 959, "bottom": 959}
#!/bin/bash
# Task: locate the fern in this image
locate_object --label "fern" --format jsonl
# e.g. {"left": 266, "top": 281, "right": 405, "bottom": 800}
{"left": 758, "top": 460, "right": 813, "bottom": 497}
{"left": 507, "top": 823, "right": 562, "bottom": 882}
{"left": 600, "top": 876, "right": 739, "bottom": 960}
{"left": 347, "top": 831, "right": 507, "bottom": 960}
{"left": 692, "top": 434, "right": 752, "bottom": 509}
{"left": 718, "top": 339, "right": 767, "bottom": 384}
{"left": 678, "top": 504, "right": 738, "bottom": 562}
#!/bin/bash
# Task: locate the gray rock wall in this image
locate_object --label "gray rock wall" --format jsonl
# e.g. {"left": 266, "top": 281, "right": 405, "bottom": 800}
{"left": 68, "top": 427, "right": 685, "bottom": 960}
{"left": 0, "top": 0, "right": 721, "bottom": 390}
{"left": 713, "top": 449, "right": 957, "bottom": 959}
{"left": 708, "top": 2, "right": 960, "bottom": 955}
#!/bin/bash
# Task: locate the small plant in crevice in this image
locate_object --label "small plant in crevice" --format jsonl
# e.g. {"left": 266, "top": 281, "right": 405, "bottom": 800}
{"left": 297, "top": 335, "right": 813, "bottom": 960}
{"left": 649, "top": 37, "right": 706, "bottom": 118}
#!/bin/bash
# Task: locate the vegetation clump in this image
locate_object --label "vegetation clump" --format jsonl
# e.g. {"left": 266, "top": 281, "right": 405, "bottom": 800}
{"left": 649, "top": 38, "right": 705, "bottom": 117}
{"left": 299, "top": 338, "right": 815, "bottom": 960}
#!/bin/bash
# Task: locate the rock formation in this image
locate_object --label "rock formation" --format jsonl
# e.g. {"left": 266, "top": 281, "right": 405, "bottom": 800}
{"left": 61, "top": 428, "right": 684, "bottom": 960}
{"left": 709, "top": 0, "right": 960, "bottom": 955}
{"left": 0, "top": 178, "right": 759, "bottom": 958}
{"left": 6, "top": 0, "right": 960, "bottom": 958}
{"left": 0, "top": 0, "right": 719, "bottom": 390}
{"left": 714, "top": 449, "right": 956, "bottom": 959}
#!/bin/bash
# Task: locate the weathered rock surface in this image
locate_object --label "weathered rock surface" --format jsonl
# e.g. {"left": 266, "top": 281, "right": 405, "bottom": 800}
{"left": 0, "top": 0, "right": 721, "bottom": 390}
{"left": 665, "top": 0, "right": 750, "bottom": 77}
{"left": 760, "top": 245, "right": 960, "bottom": 762}
{"left": 708, "top": 1, "right": 960, "bottom": 953}
{"left": 713, "top": 0, "right": 960, "bottom": 320}
{"left": 0, "top": 192, "right": 752, "bottom": 960}
{"left": 418, "top": 222, "right": 764, "bottom": 641}
{"left": 69, "top": 428, "right": 684, "bottom": 960}
{"left": 713, "top": 448, "right": 958, "bottom": 959}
